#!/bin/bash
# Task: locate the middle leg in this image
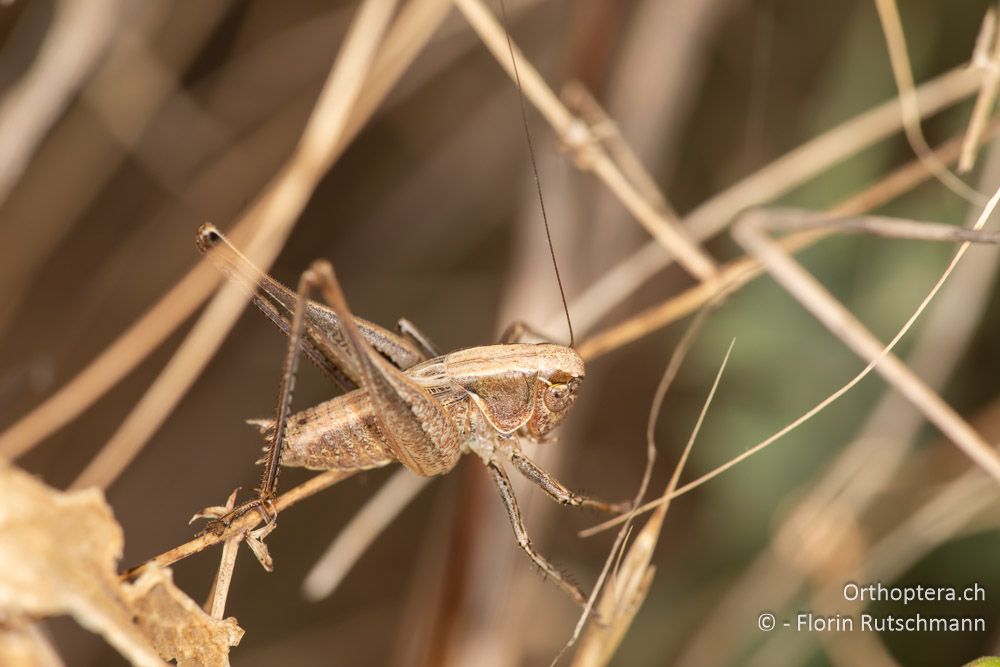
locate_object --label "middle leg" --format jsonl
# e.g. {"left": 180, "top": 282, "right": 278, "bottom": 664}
{"left": 486, "top": 459, "right": 587, "bottom": 607}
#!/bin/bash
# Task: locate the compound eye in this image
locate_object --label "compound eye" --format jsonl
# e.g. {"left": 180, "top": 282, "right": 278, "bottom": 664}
{"left": 543, "top": 383, "right": 572, "bottom": 412}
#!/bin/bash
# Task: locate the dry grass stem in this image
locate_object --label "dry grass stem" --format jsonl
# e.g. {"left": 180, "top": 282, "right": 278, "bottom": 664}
{"left": 564, "top": 65, "right": 984, "bottom": 338}
{"left": 560, "top": 81, "right": 675, "bottom": 216}
{"left": 0, "top": 0, "right": 119, "bottom": 206}
{"left": 0, "top": 0, "right": 452, "bottom": 467}
{"left": 0, "top": 260, "right": 220, "bottom": 461}
{"left": 756, "top": 209, "right": 1000, "bottom": 244}
{"left": 583, "top": 190, "right": 1000, "bottom": 537}
{"left": 960, "top": 7, "right": 1000, "bottom": 172}
{"left": 0, "top": 4, "right": 232, "bottom": 339}
{"left": 972, "top": 5, "right": 997, "bottom": 70}
{"left": 554, "top": 304, "right": 717, "bottom": 662}
{"left": 341, "top": 0, "right": 453, "bottom": 143}
{"left": 453, "top": 0, "right": 717, "bottom": 281}
{"left": 570, "top": 339, "right": 733, "bottom": 667}
{"left": 733, "top": 197, "right": 1000, "bottom": 481}
{"left": 863, "top": 471, "right": 998, "bottom": 581}
{"left": 124, "top": 469, "right": 358, "bottom": 579}
{"left": 0, "top": 9, "right": 240, "bottom": 356}
{"left": 873, "top": 0, "right": 985, "bottom": 203}
{"left": 752, "top": 467, "right": 1000, "bottom": 666}
{"left": 4, "top": 4, "right": 997, "bottom": 664}
{"left": 201, "top": 489, "right": 241, "bottom": 620}
{"left": 676, "top": 146, "right": 1000, "bottom": 666}
{"left": 70, "top": 0, "right": 402, "bottom": 490}
{"left": 302, "top": 468, "right": 430, "bottom": 602}
{"left": 684, "top": 67, "right": 983, "bottom": 241}
{"left": 577, "top": 118, "right": 1000, "bottom": 360}
{"left": 551, "top": 240, "right": 677, "bottom": 340}
{"left": 813, "top": 603, "right": 899, "bottom": 667}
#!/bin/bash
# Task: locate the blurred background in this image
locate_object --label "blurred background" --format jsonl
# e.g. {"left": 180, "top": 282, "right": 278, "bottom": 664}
{"left": 1, "top": 0, "right": 1000, "bottom": 664}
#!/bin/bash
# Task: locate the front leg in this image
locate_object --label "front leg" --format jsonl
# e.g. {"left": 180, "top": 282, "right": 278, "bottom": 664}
{"left": 486, "top": 459, "right": 588, "bottom": 607}
{"left": 508, "top": 449, "right": 630, "bottom": 514}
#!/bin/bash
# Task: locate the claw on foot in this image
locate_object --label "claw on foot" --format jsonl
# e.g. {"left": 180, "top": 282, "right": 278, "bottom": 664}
{"left": 189, "top": 491, "right": 280, "bottom": 570}
{"left": 202, "top": 519, "right": 229, "bottom": 537}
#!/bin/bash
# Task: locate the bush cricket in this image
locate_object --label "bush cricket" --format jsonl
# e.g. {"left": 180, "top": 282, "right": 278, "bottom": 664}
{"left": 195, "top": 224, "right": 629, "bottom": 607}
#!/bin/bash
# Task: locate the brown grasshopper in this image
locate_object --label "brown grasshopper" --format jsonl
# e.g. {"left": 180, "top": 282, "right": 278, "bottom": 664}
{"left": 196, "top": 223, "right": 628, "bottom": 606}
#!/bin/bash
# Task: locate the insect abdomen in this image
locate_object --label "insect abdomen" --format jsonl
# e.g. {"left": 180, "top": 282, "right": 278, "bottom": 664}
{"left": 252, "top": 391, "right": 395, "bottom": 471}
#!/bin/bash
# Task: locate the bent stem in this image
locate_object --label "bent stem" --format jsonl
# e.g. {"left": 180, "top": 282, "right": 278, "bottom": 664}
{"left": 577, "top": 117, "right": 1000, "bottom": 361}
{"left": 122, "top": 468, "right": 359, "bottom": 580}
{"left": 453, "top": 0, "right": 717, "bottom": 282}
{"left": 569, "top": 339, "right": 734, "bottom": 667}
{"left": 552, "top": 301, "right": 720, "bottom": 664}
{"left": 582, "top": 193, "right": 1000, "bottom": 538}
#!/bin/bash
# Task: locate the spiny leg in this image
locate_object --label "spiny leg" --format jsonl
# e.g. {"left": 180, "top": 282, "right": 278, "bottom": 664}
{"left": 206, "top": 254, "right": 454, "bottom": 535}
{"left": 508, "top": 449, "right": 631, "bottom": 514}
{"left": 307, "top": 259, "right": 461, "bottom": 477}
{"left": 257, "top": 264, "right": 322, "bottom": 506}
{"left": 205, "top": 263, "right": 323, "bottom": 534}
{"left": 198, "top": 224, "right": 430, "bottom": 384}
{"left": 486, "top": 459, "right": 587, "bottom": 607}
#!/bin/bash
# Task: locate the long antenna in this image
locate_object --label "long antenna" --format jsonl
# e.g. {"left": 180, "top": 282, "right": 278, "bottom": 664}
{"left": 498, "top": 0, "right": 575, "bottom": 348}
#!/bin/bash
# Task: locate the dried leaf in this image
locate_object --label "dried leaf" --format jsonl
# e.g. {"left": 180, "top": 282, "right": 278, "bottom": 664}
{"left": 127, "top": 567, "right": 243, "bottom": 667}
{"left": 0, "top": 464, "right": 165, "bottom": 665}
{"left": 0, "top": 614, "right": 64, "bottom": 667}
{"left": 0, "top": 464, "right": 242, "bottom": 666}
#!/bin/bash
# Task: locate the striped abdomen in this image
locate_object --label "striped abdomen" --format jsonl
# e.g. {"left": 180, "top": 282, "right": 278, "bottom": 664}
{"left": 255, "top": 391, "right": 395, "bottom": 471}
{"left": 253, "top": 387, "right": 472, "bottom": 473}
